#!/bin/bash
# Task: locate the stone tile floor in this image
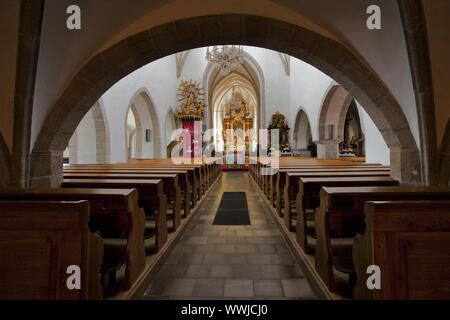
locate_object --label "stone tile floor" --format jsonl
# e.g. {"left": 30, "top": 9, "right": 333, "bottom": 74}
{"left": 142, "top": 171, "right": 317, "bottom": 300}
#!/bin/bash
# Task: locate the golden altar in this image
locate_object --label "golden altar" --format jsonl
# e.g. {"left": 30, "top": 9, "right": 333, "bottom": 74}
{"left": 222, "top": 97, "right": 253, "bottom": 155}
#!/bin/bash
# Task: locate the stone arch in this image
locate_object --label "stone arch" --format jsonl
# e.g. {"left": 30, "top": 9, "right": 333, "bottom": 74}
{"left": 0, "top": 133, "right": 10, "bottom": 187}
{"left": 293, "top": 108, "right": 313, "bottom": 157}
{"left": 164, "top": 108, "right": 177, "bottom": 146}
{"left": 315, "top": 85, "right": 353, "bottom": 158}
{"left": 126, "top": 89, "right": 162, "bottom": 160}
{"left": 92, "top": 99, "right": 111, "bottom": 164}
{"left": 30, "top": 14, "right": 420, "bottom": 187}
{"left": 317, "top": 85, "right": 354, "bottom": 142}
{"left": 68, "top": 130, "right": 78, "bottom": 164}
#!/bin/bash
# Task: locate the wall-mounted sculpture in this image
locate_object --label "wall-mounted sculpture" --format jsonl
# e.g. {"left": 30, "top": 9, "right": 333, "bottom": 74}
{"left": 268, "top": 112, "right": 291, "bottom": 152}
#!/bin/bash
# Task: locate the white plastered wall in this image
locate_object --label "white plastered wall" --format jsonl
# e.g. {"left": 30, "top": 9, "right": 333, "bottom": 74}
{"left": 101, "top": 55, "right": 177, "bottom": 162}
{"left": 70, "top": 109, "right": 97, "bottom": 164}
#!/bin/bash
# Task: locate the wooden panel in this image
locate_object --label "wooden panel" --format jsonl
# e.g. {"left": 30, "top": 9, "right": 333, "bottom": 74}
{"left": 0, "top": 201, "right": 103, "bottom": 300}
{"left": 316, "top": 188, "right": 450, "bottom": 294}
{"left": 353, "top": 201, "right": 450, "bottom": 300}
{"left": 0, "top": 235, "right": 55, "bottom": 299}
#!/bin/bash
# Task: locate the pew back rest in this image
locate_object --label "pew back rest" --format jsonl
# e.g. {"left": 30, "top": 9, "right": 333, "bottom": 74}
{"left": 0, "top": 188, "right": 137, "bottom": 237}
{"left": 0, "top": 200, "right": 103, "bottom": 300}
{"left": 354, "top": 201, "right": 450, "bottom": 300}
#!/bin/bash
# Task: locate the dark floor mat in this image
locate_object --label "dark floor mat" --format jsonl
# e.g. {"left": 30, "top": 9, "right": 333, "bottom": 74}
{"left": 213, "top": 192, "right": 250, "bottom": 225}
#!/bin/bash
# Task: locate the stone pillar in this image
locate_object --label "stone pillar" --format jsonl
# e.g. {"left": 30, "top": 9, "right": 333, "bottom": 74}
{"left": 390, "top": 148, "right": 421, "bottom": 184}
{"left": 316, "top": 140, "right": 340, "bottom": 159}
{"left": 30, "top": 150, "right": 64, "bottom": 188}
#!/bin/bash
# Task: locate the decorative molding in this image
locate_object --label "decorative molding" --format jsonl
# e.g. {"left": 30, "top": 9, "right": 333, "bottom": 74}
{"left": 175, "top": 50, "right": 190, "bottom": 78}
{"left": 278, "top": 53, "right": 290, "bottom": 76}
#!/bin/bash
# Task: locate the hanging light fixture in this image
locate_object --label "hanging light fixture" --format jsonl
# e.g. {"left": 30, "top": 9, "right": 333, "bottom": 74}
{"left": 206, "top": 45, "right": 244, "bottom": 76}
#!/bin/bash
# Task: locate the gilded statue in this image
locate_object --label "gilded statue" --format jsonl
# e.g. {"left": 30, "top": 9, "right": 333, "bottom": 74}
{"left": 176, "top": 80, "right": 206, "bottom": 121}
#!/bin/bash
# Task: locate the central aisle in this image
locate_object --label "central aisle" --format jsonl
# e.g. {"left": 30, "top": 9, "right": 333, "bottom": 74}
{"left": 142, "top": 171, "right": 316, "bottom": 300}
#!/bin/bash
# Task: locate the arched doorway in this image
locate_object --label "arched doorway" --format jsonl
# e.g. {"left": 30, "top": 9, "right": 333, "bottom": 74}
{"left": 293, "top": 109, "right": 314, "bottom": 157}
{"left": 316, "top": 85, "right": 353, "bottom": 158}
{"left": 339, "top": 101, "right": 365, "bottom": 157}
{"left": 30, "top": 14, "right": 420, "bottom": 187}
{"left": 64, "top": 101, "right": 110, "bottom": 164}
{"left": 126, "top": 89, "right": 162, "bottom": 160}
{"left": 165, "top": 109, "right": 177, "bottom": 147}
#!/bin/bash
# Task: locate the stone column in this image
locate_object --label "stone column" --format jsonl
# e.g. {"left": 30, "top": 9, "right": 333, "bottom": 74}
{"left": 390, "top": 148, "right": 421, "bottom": 184}
{"left": 316, "top": 140, "right": 340, "bottom": 159}
{"left": 30, "top": 150, "right": 64, "bottom": 188}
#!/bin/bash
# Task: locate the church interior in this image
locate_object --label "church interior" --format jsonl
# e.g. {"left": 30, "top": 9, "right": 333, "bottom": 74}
{"left": 0, "top": 0, "right": 449, "bottom": 301}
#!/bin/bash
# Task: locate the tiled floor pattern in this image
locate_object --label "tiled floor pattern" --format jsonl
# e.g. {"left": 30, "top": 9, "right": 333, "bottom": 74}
{"left": 142, "top": 171, "right": 317, "bottom": 300}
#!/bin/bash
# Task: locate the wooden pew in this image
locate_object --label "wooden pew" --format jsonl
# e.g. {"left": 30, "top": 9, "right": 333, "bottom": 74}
{"left": 269, "top": 166, "right": 390, "bottom": 207}
{"left": 140, "top": 157, "right": 221, "bottom": 187}
{"left": 282, "top": 170, "right": 391, "bottom": 220}
{"left": 0, "top": 188, "right": 145, "bottom": 290}
{"left": 89, "top": 163, "right": 204, "bottom": 202}
{"left": 63, "top": 172, "right": 181, "bottom": 231}
{"left": 248, "top": 156, "right": 385, "bottom": 196}
{"left": 315, "top": 186, "right": 450, "bottom": 294}
{"left": 0, "top": 200, "right": 103, "bottom": 300}
{"left": 293, "top": 176, "right": 399, "bottom": 253}
{"left": 130, "top": 165, "right": 204, "bottom": 199}
{"left": 122, "top": 159, "right": 208, "bottom": 197}
{"left": 67, "top": 157, "right": 222, "bottom": 206}
{"left": 260, "top": 161, "right": 385, "bottom": 196}
{"left": 254, "top": 163, "right": 381, "bottom": 205}
{"left": 64, "top": 167, "right": 192, "bottom": 215}
{"left": 273, "top": 167, "right": 390, "bottom": 213}
{"left": 63, "top": 179, "right": 167, "bottom": 253}
{"left": 353, "top": 201, "right": 450, "bottom": 300}
{"left": 66, "top": 165, "right": 200, "bottom": 207}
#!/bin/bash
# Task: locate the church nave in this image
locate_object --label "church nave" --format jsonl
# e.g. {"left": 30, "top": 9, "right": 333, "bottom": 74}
{"left": 142, "top": 172, "right": 316, "bottom": 300}
{"left": 1, "top": 0, "right": 449, "bottom": 304}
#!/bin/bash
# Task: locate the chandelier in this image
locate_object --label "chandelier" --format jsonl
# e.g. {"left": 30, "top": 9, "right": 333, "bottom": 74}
{"left": 206, "top": 45, "right": 244, "bottom": 76}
